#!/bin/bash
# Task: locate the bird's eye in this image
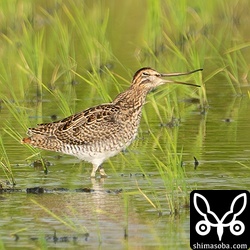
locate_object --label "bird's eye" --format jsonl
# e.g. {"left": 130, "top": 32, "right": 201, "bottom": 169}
{"left": 142, "top": 72, "right": 150, "bottom": 76}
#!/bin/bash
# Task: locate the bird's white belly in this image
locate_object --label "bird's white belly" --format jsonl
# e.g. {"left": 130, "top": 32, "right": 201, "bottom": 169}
{"left": 60, "top": 129, "right": 137, "bottom": 166}
{"left": 61, "top": 143, "right": 125, "bottom": 166}
{"left": 77, "top": 150, "right": 119, "bottom": 165}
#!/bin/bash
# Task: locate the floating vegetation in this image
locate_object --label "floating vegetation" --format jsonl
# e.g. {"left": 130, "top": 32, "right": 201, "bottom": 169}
{"left": 30, "top": 230, "right": 90, "bottom": 243}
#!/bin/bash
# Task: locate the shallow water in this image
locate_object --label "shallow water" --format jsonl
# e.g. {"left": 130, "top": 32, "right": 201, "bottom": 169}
{"left": 1, "top": 83, "right": 250, "bottom": 249}
{"left": 1, "top": 1, "right": 250, "bottom": 249}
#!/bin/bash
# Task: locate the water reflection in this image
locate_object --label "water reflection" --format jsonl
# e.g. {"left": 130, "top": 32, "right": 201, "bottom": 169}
{"left": 1, "top": 176, "right": 190, "bottom": 248}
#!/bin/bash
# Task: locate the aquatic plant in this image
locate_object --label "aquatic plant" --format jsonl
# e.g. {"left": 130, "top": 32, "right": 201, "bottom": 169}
{"left": 0, "top": 136, "right": 15, "bottom": 186}
{"left": 0, "top": 1, "right": 250, "bottom": 248}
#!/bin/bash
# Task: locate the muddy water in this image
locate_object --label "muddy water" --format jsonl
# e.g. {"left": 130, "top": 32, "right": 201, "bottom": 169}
{"left": 1, "top": 81, "right": 250, "bottom": 249}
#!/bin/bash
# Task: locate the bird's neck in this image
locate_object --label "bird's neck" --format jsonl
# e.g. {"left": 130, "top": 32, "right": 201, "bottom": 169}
{"left": 112, "top": 85, "right": 149, "bottom": 111}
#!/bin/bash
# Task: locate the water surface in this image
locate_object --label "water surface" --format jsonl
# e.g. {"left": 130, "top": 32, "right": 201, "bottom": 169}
{"left": 0, "top": 1, "right": 250, "bottom": 249}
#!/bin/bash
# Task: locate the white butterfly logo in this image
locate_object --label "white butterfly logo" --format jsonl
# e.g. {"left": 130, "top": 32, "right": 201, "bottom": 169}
{"left": 193, "top": 193, "right": 247, "bottom": 241}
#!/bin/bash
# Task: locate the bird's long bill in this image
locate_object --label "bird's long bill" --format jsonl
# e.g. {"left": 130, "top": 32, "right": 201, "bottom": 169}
{"left": 161, "top": 68, "right": 203, "bottom": 87}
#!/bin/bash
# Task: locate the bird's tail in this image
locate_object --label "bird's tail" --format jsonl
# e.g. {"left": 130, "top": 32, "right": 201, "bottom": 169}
{"left": 21, "top": 134, "right": 62, "bottom": 152}
{"left": 22, "top": 137, "right": 32, "bottom": 144}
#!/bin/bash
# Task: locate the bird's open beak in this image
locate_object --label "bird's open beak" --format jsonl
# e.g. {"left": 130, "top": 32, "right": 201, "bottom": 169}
{"left": 160, "top": 68, "right": 203, "bottom": 87}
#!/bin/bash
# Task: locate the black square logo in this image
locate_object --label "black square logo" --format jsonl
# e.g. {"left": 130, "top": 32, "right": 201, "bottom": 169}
{"left": 190, "top": 190, "right": 250, "bottom": 250}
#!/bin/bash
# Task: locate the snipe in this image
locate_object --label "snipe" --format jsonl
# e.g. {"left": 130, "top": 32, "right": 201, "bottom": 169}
{"left": 22, "top": 67, "right": 202, "bottom": 177}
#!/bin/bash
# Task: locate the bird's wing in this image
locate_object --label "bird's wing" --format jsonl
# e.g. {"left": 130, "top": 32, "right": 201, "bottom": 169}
{"left": 29, "top": 104, "right": 123, "bottom": 145}
{"left": 58, "top": 104, "right": 120, "bottom": 131}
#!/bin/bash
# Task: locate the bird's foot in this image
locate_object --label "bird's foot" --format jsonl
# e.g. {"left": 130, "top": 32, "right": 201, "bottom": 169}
{"left": 90, "top": 165, "right": 107, "bottom": 178}
{"left": 99, "top": 167, "right": 107, "bottom": 178}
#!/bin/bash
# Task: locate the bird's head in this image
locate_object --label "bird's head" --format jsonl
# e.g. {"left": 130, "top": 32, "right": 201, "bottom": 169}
{"left": 131, "top": 67, "right": 202, "bottom": 91}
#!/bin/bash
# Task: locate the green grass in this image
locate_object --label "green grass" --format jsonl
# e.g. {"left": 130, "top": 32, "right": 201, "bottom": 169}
{"left": 0, "top": 0, "right": 248, "bottom": 195}
{"left": 0, "top": 136, "right": 16, "bottom": 186}
{"left": 146, "top": 128, "right": 190, "bottom": 214}
{"left": 0, "top": 0, "right": 249, "bottom": 246}
{"left": 0, "top": 238, "right": 5, "bottom": 250}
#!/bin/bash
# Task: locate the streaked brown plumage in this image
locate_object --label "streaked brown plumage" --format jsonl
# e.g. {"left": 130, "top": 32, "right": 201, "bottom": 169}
{"left": 22, "top": 67, "right": 202, "bottom": 177}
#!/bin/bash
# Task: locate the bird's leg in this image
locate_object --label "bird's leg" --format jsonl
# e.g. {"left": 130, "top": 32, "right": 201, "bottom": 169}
{"left": 99, "top": 165, "right": 107, "bottom": 178}
{"left": 91, "top": 164, "right": 99, "bottom": 178}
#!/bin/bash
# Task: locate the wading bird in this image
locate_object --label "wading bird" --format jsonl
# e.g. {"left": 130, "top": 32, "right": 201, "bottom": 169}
{"left": 22, "top": 67, "right": 202, "bottom": 177}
